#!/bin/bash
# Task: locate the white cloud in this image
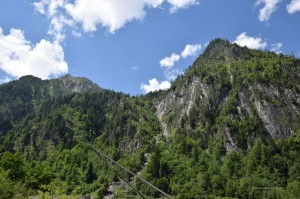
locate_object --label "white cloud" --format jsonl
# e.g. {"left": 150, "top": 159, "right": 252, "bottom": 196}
{"left": 34, "top": 0, "right": 157, "bottom": 35}
{"left": 164, "top": 69, "right": 182, "bottom": 81}
{"left": 33, "top": 0, "right": 47, "bottom": 14}
{"left": 33, "top": 0, "right": 65, "bottom": 16}
{"left": 270, "top": 43, "right": 282, "bottom": 54}
{"left": 65, "top": 0, "right": 166, "bottom": 33}
{"left": 234, "top": 32, "right": 267, "bottom": 49}
{"left": 158, "top": 43, "right": 199, "bottom": 82}
{"left": 167, "top": 0, "right": 199, "bottom": 13}
{"left": 181, "top": 44, "right": 201, "bottom": 58}
{"left": 140, "top": 78, "right": 171, "bottom": 93}
{"left": 287, "top": 0, "right": 300, "bottom": 13}
{"left": 34, "top": 0, "right": 75, "bottom": 42}
{"left": 160, "top": 53, "right": 180, "bottom": 68}
{"left": 204, "top": 41, "right": 209, "bottom": 48}
{"left": 72, "top": 30, "right": 82, "bottom": 38}
{"left": 33, "top": 0, "right": 198, "bottom": 35}
{"left": 255, "top": 0, "right": 281, "bottom": 22}
{"left": 0, "top": 27, "right": 68, "bottom": 79}
{"left": 0, "top": 76, "right": 11, "bottom": 84}
{"left": 49, "top": 15, "right": 74, "bottom": 42}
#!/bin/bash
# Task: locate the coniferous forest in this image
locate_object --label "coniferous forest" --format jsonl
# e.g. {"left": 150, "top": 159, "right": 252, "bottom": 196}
{"left": 0, "top": 39, "right": 300, "bottom": 198}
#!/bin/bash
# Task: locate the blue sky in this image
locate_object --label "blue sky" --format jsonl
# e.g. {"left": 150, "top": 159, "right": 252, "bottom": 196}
{"left": 0, "top": 0, "right": 299, "bottom": 95}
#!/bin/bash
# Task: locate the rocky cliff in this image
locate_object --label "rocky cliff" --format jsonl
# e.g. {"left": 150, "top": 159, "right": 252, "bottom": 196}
{"left": 155, "top": 38, "right": 300, "bottom": 150}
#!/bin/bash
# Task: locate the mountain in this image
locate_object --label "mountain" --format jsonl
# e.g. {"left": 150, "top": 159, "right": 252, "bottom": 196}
{"left": 156, "top": 39, "right": 300, "bottom": 149}
{"left": 0, "top": 74, "right": 102, "bottom": 139}
{"left": 0, "top": 39, "right": 299, "bottom": 198}
{"left": 51, "top": 74, "right": 103, "bottom": 95}
{"left": 0, "top": 74, "right": 160, "bottom": 198}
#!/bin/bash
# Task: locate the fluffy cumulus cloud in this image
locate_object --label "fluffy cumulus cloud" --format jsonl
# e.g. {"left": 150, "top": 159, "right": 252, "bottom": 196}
{"left": 270, "top": 43, "right": 283, "bottom": 54}
{"left": 159, "top": 43, "right": 201, "bottom": 69}
{"left": 65, "top": 0, "right": 164, "bottom": 33}
{"left": 153, "top": 42, "right": 200, "bottom": 92}
{"left": 34, "top": 0, "right": 199, "bottom": 34}
{"left": 160, "top": 53, "right": 180, "bottom": 68}
{"left": 286, "top": 0, "right": 300, "bottom": 13}
{"left": 234, "top": 32, "right": 267, "bottom": 50}
{"left": 181, "top": 44, "right": 201, "bottom": 58}
{"left": 0, "top": 28, "right": 68, "bottom": 79}
{"left": 167, "top": 0, "right": 199, "bottom": 13}
{"left": 140, "top": 78, "right": 171, "bottom": 93}
{"left": 255, "top": 0, "right": 281, "bottom": 22}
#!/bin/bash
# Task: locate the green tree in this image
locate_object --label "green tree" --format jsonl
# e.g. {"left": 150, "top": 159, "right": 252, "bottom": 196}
{"left": 0, "top": 152, "right": 25, "bottom": 181}
{"left": 147, "top": 147, "right": 161, "bottom": 179}
{"left": 25, "top": 161, "right": 53, "bottom": 190}
{"left": 85, "top": 161, "right": 97, "bottom": 184}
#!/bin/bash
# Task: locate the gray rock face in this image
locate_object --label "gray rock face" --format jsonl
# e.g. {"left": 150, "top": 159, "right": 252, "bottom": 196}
{"left": 156, "top": 72, "right": 300, "bottom": 150}
{"left": 156, "top": 76, "right": 211, "bottom": 129}
{"left": 251, "top": 83, "right": 299, "bottom": 139}
{"left": 154, "top": 38, "right": 300, "bottom": 149}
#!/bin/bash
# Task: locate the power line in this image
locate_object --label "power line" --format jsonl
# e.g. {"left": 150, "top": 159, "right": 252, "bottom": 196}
{"left": 89, "top": 145, "right": 174, "bottom": 199}
{"left": 114, "top": 170, "right": 146, "bottom": 199}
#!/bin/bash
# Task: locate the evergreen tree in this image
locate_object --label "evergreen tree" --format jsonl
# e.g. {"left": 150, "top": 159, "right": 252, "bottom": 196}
{"left": 85, "top": 161, "right": 96, "bottom": 184}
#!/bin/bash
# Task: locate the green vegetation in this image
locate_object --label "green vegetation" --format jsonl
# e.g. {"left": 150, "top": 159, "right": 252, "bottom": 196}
{"left": 136, "top": 130, "right": 300, "bottom": 198}
{"left": 0, "top": 39, "right": 300, "bottom": 198}
{"left": 0, "top": 75, "right": 159, "bottom": 197}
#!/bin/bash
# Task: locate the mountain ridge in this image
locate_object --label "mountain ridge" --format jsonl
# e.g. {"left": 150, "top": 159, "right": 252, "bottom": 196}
{"left": 0, "top": 39, "right": 300, "bottom": 198}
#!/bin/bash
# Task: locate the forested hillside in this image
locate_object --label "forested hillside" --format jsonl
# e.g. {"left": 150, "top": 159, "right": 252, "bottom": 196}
{"left": 0, "top": 39, "right": 299, "bottom": 198}
{"left": 0, "top": 75, "right": 160, "bottom": 198}
{"left": 145, "top": 39, "right": 300, "bottom": 198}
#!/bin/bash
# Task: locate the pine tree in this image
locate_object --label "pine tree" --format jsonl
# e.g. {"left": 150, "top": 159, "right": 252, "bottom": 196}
{"left": 85, "top": 161, "right": 96, "bottom": 184}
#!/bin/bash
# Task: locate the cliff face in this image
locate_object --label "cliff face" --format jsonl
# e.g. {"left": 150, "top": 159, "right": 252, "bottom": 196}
{"left": 250, "top": 83, "right": 299, "bottom": 139}
{"left": 155, "top": 39, "right": 300, "bottom": 150}
{"left": 147, "top": 40, "right": 300, "bottom": 198}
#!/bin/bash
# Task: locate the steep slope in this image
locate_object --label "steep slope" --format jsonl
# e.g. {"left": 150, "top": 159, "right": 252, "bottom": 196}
{"left": 140, "top": 39, "right": 300, "bottom": 198}
{"left": 156, "top": 38, "right": 300, "bottom": 149}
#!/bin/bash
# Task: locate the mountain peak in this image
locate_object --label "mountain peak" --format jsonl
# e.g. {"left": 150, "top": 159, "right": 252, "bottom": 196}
{"left": 52, "top": 74, "right": 102, "bottom": 94}
{"left": 206, "top": 38, "right": 231, "bottom": 48}
{"left": 18, "top": 75, "right": 42, "bottom": 82}
{"left": 200, "top": 38, "right": 241, "bottom": 62}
